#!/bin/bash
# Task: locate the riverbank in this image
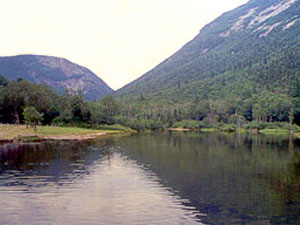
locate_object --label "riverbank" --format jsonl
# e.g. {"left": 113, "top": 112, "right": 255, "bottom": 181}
{"left": 0, "top": 124, "right": 129, "bottom": 142}
{"left": 168, "top": 127, "right": 218, "bottom": 132}
{"left": 168, "top": 127, "right": 300, "bottom": 137}
{"left": 169, "top": 120, "right": 300, "bottom": 135}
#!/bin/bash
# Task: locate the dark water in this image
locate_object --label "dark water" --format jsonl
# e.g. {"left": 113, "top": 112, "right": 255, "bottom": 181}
{"left": 0, "top": 132, "right": 300, "bottom": 224}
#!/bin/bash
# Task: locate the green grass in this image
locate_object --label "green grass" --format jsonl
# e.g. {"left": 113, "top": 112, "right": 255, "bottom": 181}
{"left": 259, "top": 129, "right": 292, "bottom": 134}
{"left": 92, "top": 124, "right": 135, "bottom": 133}
{"left": 236, "top": 128, "right": 247, "bottom": 133}
{"left": 17, "top": 136, "right": 43, "bottom": 141}
{"left": 199, "top": 128, "right": 218, "bottom": 132}
{"left": 38, "top": 126, "right": 117, "bottom": 136}
{"left": 0, "top": 124, "right": 119, "bottom": 140}
{"left": 0, "top": 125, "right": 35, "bottom": 140}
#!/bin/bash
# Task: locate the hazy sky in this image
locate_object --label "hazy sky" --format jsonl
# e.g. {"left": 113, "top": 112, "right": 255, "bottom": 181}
{"left": 0, "top": 0, "right": 248, "bottom": 90}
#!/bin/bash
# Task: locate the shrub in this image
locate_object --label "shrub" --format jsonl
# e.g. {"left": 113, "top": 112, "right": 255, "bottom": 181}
{"left": 23, "top": 106, "right": 44, "bottom": 132}
{"left": 172, "top": 120, "right": 212, "bottom": 129}
{"left": 93, "top": 124, "right": 132, "bottom": 132}
{"left": 264, "top": 122, "right": 299, "bottom": 131}
{"left": 219, "top": 124, "right": 236, "bottom": 132}
{"left": 245, "top": 122, "right": 267, "bottom": 130}
{"left": 245, "top": 122, "right": 300, "bottom": 131}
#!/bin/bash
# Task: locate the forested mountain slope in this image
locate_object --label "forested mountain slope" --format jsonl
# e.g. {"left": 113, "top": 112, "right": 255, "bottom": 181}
{"left": 113, "top": 0, "right": 300, "bottom": 125}
{"left": 116, "top": 0, "right": 300, "bottom": 98}
{"left": 0, "top": 55, "right": 113, "bottom": 100}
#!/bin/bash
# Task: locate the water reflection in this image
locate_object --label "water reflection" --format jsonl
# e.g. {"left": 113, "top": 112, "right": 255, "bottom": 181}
{"left": 0, "top": 141, "right": 110, "bottom": 190}
{"left": 115, "top": 132, "right": 300, "bottom": 225}
{"left": 0, "top": 139, "right": 203, "bottom": 225}
{"left": 1, "top": 132, "right": 300, "bottom": 224}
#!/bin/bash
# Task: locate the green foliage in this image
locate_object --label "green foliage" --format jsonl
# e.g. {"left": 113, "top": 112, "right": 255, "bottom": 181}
{"left": 1, "top": 76, "right": 299, "bottom": 133}
{"left": 245, "top": 122, "right": 266, "bottom": 130}
{"left": 173, "top": 121, "right": 191, "bottom": 129}
{"left": 23, "top": 106, "right": 44, "bottom": 131}
{"left": 245, "top": 122, "right": 299, "bottom": 131}
{"left": 116, "top": 0, "right": 300, "bottom": 100}
{"left": 264, "top": 122, "right": 299, "bottom": 131}
{"left": 59, "top": 90, "right": 91, "bottom": 124}
{"left": 92, "top": 124, "right": 133, "bottom": 132}
{"left": 0, "top": 80, "right": 58, "bottom": 124}
{"left": 110, "top": 0, "right": 300, "bottom": 129}
{"left": 113, "top": 115, "right": 164, "bottom": 131}
{"left": 2, "top": 0, "right": 300, "bottom": 134}
{"left": 98, "top": 95, "right": 120, "bottom": 124}
{"left": 173, "top": 120, "right": 210, "bottom": 129}
{"left": 252, "top": 91, "right": 294, "bottom": 122}
{"left": 219, "top": 124, "right": 236, "bottom": 132}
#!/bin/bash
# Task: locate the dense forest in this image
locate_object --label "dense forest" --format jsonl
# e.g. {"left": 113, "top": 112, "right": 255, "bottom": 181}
{"left": 112, "top": 0, "right": 300, "bottom": 130}
{"left": 0, "top": 75, "right": 162, "bottom": 131}
{"left": 0, "top": 74, "right": 299, "bottom": 132}
{"left": 1, "top": 0, "right": 300, "bottom": 131}
{"left": 116, "top": 0, "right": 300, "bottom": 97}
{"left": 114, "top": 47, "right": 300, "bottom": 129}
{"left": 0, "top": 76, "right": 116, "bottom": 127}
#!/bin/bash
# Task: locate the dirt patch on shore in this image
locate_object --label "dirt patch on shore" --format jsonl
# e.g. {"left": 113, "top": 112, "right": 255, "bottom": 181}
{"left": 38, "top": 132, "right": 107, "bottom": 141}
{"left": 167, "top": 128, "right": 191, "bottom": 131}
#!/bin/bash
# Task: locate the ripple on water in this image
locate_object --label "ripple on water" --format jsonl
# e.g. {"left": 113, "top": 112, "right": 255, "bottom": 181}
{"left": 0, "top": 147, "right": 204, "bottom": 225}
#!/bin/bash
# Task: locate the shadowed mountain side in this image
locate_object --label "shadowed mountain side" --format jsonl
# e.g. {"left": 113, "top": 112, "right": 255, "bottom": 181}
{"left": 0, "top": 55, "right": 113, "bottom": 100}
{"left": 116, "top": 0, "right": 300, "bottom": 100}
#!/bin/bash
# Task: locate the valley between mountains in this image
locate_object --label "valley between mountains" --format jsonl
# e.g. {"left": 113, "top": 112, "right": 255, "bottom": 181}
{"left": 1, "top": 0, "right": 300, "bottom": 132}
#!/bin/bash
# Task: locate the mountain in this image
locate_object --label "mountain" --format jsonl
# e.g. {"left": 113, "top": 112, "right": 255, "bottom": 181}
{"left": 116, "top": 0, "right": 300, "bottom": 102}
{"left": 0, "top": 55, "right": 113, "bottom": 100}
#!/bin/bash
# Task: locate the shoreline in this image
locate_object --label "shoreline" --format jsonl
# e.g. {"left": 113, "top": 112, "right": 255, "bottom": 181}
{"left": 168, "top": 127, "right": 300, "bottom": 136}
{"left": 167, "top": 128, "right": 191, "bottom": 131}
{"left": 0, "top": 131, "right": 127, "bottom": 144}
{"left": 37, "top": 131, "right": 108, "bottom": 141}
{"left": 1, "top": 125, "right": 299, "bottom": 144}
{"left": 0, "top": 125, "right": 129, "bottom": 144}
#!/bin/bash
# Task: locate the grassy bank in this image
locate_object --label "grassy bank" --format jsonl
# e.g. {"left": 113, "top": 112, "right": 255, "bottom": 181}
{"left": 0, "top": 124, "right": 131, "bottom": 141}
{"left": 259, "top": 129, "right": 293, "bottom": 134}
{"left": 170, "top": 120, "right": 300, "bottom": 135}
{"left": 170, "top": 126, "right": 300, "bottom": 137}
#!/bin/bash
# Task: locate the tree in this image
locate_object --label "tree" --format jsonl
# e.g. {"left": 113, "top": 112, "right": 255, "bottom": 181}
{"left": 89, "top": 101, "right": 103, "bottom": 125}
{"left": 23, "top": 106, "right": 44, "bottom": 132}
{"left": 229, "top": 114, "right": 246, "bottom": 129}
{"left": 100, "top": 95, "right": 120, "bottom": 124}
{"left": 2, "top": 81, "right": 24, "bottom": 124}
{"left": 289, "top": 107, "right": 295, "bottom": 124}
{"left": 59, "top": 90, "right": 91, "bottom": 124}
{"left": 0, "top": 80, "right": 59, "bottom": 124}
{"left": 253, "top": 102, "right": 267, "bottom": 122}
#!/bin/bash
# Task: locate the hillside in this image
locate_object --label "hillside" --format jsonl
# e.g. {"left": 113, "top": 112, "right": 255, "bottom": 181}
{"left": 0, "top": 55, "right": 113, "bottom": 100}
{"left": 116, "top": 0, "right": 300, "bottom": 99}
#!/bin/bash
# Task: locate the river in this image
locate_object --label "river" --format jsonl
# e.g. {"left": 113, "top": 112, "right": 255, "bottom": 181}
{"left": 0, "top": 131, "right": 299, "bottom": 224}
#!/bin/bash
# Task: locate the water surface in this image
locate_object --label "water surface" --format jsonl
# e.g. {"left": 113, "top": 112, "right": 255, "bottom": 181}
{"left": 0, "top": 132, "right": 300, "bottom": 224}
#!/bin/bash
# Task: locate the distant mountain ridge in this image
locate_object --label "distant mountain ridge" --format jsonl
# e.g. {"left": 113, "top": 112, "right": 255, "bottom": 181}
{"left": 0, "top": 55, "right": 113, "bottom": 100}
{"left": 116, "top": 0, "right": 300, "bottom": 99}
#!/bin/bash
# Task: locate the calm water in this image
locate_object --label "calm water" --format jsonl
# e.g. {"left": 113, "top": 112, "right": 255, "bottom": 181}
{"left": 0, "top": 132, "right": 300, "bottom": 224}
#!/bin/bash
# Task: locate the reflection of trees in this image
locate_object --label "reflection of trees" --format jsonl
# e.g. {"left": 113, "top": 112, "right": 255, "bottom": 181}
{"left": 116, "top": 132, "right": 300, "bottom": 225}
{"left": 0, "top": 139, "right": 114, "bottom": 187}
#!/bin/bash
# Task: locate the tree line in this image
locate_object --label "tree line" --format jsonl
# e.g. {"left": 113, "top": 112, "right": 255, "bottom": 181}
{"left": 0, "top": 76, "right": 119, "bottom": 128}
{"left": 1, "top": 75, "right": 299, "bottom": 131}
